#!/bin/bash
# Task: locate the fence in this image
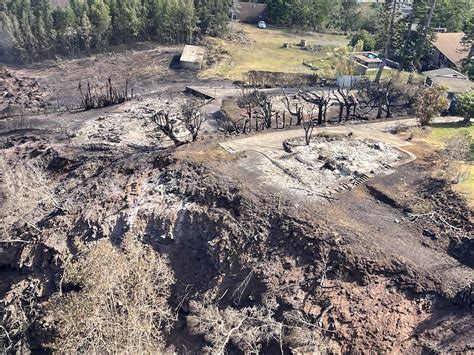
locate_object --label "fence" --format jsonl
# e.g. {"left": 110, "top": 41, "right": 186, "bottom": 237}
{"left": 336, "top": 75, "right": 362, "bottom": 89}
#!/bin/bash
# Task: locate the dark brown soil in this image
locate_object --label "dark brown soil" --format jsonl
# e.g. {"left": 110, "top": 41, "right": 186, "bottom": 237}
{"left": 0, "top": 52, "right": 472, "bottom": 352}
{"left": 0, "top": 119, "right": 472, "bottom": 352}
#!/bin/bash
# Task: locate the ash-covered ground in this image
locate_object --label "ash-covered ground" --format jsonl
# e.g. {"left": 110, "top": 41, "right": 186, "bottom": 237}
{"left": 0, "top": 49, "right": 472, "bottom": 353}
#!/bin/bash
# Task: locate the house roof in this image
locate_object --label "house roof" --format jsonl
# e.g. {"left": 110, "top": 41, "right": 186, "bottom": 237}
{"left": 422, "top": 68, "right": 468, "bottom": 78}
{"left": 422, "top": 68, "right": 474, "bottom": 93}
{"left": 429, "top": 32, "right": 469, "bottom": 67}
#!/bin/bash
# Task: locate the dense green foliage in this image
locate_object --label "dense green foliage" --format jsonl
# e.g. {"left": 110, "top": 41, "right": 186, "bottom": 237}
{"left": 457, "top": 90, "right": 474, "bottom": 123}
{"left": 349, "top": 30, "right": 375, "bottom": 51}
{"left": 264, "top": 0, "right": 472, "bottom": 72}
{"left": 344, "top": 0, "right": 473, "bottom": 70}
{"left": 263, "top": 0, "right": 472, "bottom": 33}
{"left": 263, "top": 0, "right": 334, "bottom": 30}
{"left": 0, "top": 0, "right": 231, "bottom": 62}
{"left": 1, "top": 0, "right": 472, "bottom": 70}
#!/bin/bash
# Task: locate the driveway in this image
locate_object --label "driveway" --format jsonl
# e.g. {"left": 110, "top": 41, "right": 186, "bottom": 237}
{"left": 219, "top": 116, "right": 460, "bottom": 158}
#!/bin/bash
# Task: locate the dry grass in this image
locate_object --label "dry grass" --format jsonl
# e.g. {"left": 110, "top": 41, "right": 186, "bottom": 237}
{"left": 453, "top": 164, "right": 474, "bottom": 207}
{"left": 0, "top": 158, "right": 62, "bottom": 240}
{"left": 410, "top": 121, "right": 474, "bottom": 205}
{"left": 176, "top": 145, "right": 237, "bottom": 163}
{"left": 200, "top": 23, "right": 347, "bottom": 81}
{"left": 42, "top": 237, "right": 175, "bottom": 353}
{"left": 187, "top": 296, "right": 328, "bottom": 353}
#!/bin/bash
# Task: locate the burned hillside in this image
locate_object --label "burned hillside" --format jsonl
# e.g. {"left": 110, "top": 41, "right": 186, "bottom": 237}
{"left": 0, "top": 26, "right": 472, "bottom": 352}
{"left": 0, "top": 92, "right": 472, "bottom": 352}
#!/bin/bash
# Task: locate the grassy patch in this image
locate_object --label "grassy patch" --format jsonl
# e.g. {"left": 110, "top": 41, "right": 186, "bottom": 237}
{"left": 415, "top": 121, "right": 474, "bottom": 149}
{"left": 454, "top": 163, "right": 474, "bottom": 207}
{"left": 200, "top": 23, "right": 348, "bottom": 81}
{"left": 363, "top": 69, "right": 422, "bottom": 83}
{"left": 221, "top": 97, "right": 241, "bottom": 121}
{"left": 412, "top": 121, "right": 474, "bottom": 204}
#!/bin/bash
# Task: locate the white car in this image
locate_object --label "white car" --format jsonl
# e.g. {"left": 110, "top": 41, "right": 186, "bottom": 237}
{"left": 258, "top": 21, "right": 266, "bottom": 29}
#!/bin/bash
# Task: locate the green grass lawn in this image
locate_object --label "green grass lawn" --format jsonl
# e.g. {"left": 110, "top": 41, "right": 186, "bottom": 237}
{"left": 415, "top": 121, "right": 474, "bottom": 204}
{"left": 363, "top": 69, "right": 423, "bottom": 83}
{"left": 201, "top": 23, "right": 420, "bottom": 84}
{"left": 418, "top": 121, "right": 474, "bottom": 148}
{"left": 200, "top": 23, "right": 348, "bottom": 81}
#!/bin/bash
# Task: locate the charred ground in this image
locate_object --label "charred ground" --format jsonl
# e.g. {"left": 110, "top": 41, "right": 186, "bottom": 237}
{"left": 0, "top": 45, "right": 473, "bottom": 353}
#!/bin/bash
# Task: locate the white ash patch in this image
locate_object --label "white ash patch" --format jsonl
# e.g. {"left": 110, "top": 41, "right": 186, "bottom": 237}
{"left": 236, "top": 136, "right": 404, "bottom": 199}
{"left": 71, "top": 94, "right": 205, "bottom": 149}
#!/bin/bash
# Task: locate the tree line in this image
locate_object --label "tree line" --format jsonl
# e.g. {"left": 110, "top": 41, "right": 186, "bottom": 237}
{"left": 263, "top": 0, "right": 472, "bottom": 34}
{"left": 0, "top": 0, "right": 231, "bottom": 62}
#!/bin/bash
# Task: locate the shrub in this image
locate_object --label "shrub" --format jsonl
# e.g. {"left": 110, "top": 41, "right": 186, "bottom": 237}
{"left": 349, "top": 30, "right": 376, "bottom": 51}
{"left": 442, "top": 130, "right": 473, "bottom": 182}
{"left": 457, "top": 90, "right": 474, "bottom": 124}
{"left": 187, "top": 297, "right": 328, "bottom": 353}
{"left": 42, "top": 237, "right": 175, "bottom": 353}
{"left": 415, "top": 86, "right": 448, "bottom": 126}
{"left": 0, "top": 158, "right": 62, "bottom": 239}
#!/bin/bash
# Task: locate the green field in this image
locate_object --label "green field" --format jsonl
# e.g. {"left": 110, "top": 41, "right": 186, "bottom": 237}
{"left": 200, "top": 23, "right": 348, "bottom": 80}
{"left": 422, "top": 121, "right": 474, "bottom": 147}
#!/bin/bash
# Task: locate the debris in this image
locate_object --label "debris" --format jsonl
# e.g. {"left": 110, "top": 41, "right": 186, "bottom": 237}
{"left": 0, "top": 66, "right": 49, "bottom": 118}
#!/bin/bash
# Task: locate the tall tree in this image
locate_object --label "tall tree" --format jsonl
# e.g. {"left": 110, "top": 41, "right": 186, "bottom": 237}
{"left": 415, "top": 0, "right": 437, "bottom": 69}
{"left": 375, "top": 0, "right": 398, "bottom": 83}
{"left": 89, "top": 0, "right": 111, "bottom": 51}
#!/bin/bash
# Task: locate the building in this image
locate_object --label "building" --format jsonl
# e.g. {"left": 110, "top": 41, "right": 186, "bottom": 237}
{"left": 235, "top": 2, "right": 268, "bottom": 23}
{"left": 422, "top": 68, "right": 474, "bottom": 97}
{"left": 180, "top": 45, "right": 205, "bottom": 70}
{"left": 352, "top": 52, "right": 383, "bottom": 69}
{"left": 349, "top": 52, "right": 399, "bottom": 74}
{"left": 426, "top": 32, "right": 469, "bottom": 71}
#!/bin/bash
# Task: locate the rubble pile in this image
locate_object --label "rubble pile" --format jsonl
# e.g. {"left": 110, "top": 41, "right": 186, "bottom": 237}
{"left": 70, "top": 94, "right": 205, "bottom": 148}
{"left": 0, "top": 66, "right": 50, "bottom": 118}
{"left": 275, "top": 136, "right": 403, "bottom": 194}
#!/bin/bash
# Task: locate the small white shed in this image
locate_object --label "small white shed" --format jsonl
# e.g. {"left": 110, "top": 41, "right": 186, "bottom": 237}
{"left": 180, "top": 45, "right": 205, "bottom": 70}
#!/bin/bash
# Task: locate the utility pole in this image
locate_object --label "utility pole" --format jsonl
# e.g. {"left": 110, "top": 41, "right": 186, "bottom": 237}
{"left": 375, "top": 0, "right": 398, "bottom": 83}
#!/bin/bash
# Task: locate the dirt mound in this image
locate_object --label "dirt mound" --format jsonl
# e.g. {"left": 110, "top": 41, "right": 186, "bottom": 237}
{"left": 0, "top": 66, "right": 49, "bottom": 118}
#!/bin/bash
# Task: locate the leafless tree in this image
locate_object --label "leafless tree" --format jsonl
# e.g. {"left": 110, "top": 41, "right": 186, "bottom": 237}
{"left": 299, "top": 90, "right": 331, "bottom": 125}
{"left": 78, "top": 78, "right": 133, "bottom": 110}
{"left": 302, "top": 105, "right": 317, "bottom": 145}
{"left": 181, "top": 103, "right": 206, "bottom": 142}
{"left": 237, "top": 88, "right": 258, "bottom": 133}
{"left": 237, "top": 88, "right": 275, "bottom": 132}
{"left": 252, "top": 91, "right": 274, "bottom": 129}
{"left": 337, "top": 88, "right": 358, "bottom": 121}
{"left": 149, "top": 110, "right": 184, "bottom": 146}
{"left": 282, "top": 90, "right": 304, "bottom": 126}
{"left": 333, "top": 90, "right": 345, "bottom": 123}
{"left": 355, "top": 77, "right": 416, "bottom": 119}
